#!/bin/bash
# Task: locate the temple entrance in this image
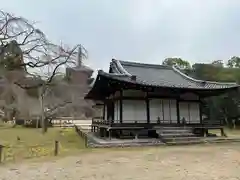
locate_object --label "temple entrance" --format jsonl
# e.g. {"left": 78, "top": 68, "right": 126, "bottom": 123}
{"left": 149, "top": 99, "right": 178, "bottom": 124}
{"left": 179, "top": 102, "right": 200, "bottom": 124}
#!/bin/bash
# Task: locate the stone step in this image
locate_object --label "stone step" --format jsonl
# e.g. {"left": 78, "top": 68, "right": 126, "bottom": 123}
{"left": 88, "top": 141, "right": 165, "bottom": 148}
{"left": 155, "top": 126, "right": 192, "bottom": 130}
{"left": 166, "top": 139, "right": 204, "bottom": 145}
{"left": 157, "top": 129, "right": 193, "bottom": 134}
{"left": 204, "top": 139, "right": 240, "bottom": 144}
{"left": 163, "top": 136, "right": 201, "bottom": 142}
{"left": 159, "top": 133, "right": 196, "bottom": 138}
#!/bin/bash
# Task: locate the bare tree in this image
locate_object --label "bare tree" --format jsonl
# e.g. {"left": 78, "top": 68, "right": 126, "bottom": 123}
{"left": 43, "top": 82, "right": 93, "bottom": 123}
{"left": 0, "top": 10, "right": 88, "bottom": 133}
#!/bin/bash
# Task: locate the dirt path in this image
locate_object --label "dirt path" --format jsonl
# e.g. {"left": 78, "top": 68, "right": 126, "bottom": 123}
{"left": 0, "top": 144, "right": 240, "bottom": 180}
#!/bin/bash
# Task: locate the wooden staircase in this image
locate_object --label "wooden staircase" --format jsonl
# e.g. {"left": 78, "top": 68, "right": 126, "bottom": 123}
{"left": 155, "top": 126, "right": 203, "bottom": 145}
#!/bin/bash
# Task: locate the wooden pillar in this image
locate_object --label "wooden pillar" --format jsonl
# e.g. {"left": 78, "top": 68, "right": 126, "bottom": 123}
{"left": 161, "top": 100, "right": 165, "bottom": 123}
{"left": 119, "top": 90, "right": 123, "bottom": 123}
{"left": 109, "top": 129, "right": 112, "bottom": 140}
{"left": 187, "top": 103, "right": 190, "bottom": 124}
{"left": 103, "top": 100, "right": 106, "bottom": 120}
{"left": 106, "top": 97, "right": 115, "bottom": 125}
{"left": 146, "top": 92, "right": 150, "bottom": 123}
{"left": 199, "top": 99, "right": 203, "bottom": 124}
{"left": 169, "top": 100, "right": 172, "bottom": 123}
{"left": 176, "top": 99, "right": 180, "bottom": 124}
{"left": 111, "top": 101, "right": 114, "bottom": 124}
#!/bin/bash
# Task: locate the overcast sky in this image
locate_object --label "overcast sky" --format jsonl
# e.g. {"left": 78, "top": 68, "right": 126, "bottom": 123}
{"left": 2, "top": 0, "right": 240, "bottom": 72}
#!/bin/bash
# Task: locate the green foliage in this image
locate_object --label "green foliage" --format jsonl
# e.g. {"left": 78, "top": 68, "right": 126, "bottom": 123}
{"left": 162, "top": 57, "right": 191, "bottom": 69}
{"left": 227, "top": 56, "right": 240, "bottom": 68}
{"left": 192, "top": 63, "right": 240, "bottom": 82}
{"left": 177, "top": 58, "right": 240, "bottom": 127}
{"left": 211, "top": 60, "right": 224, "bottom": 67}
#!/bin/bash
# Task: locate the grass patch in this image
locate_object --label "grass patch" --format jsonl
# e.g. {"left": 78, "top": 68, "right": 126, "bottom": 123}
{"left": 0, "top": 126, "right": 86, "bottom": 162}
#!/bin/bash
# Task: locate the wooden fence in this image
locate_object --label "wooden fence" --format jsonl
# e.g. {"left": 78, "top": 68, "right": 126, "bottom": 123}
{"left": 52, "top": 118, "right": 91, "bottom": 127}
{"left": 74, "top": 125, "right": 88, "bottom": 148}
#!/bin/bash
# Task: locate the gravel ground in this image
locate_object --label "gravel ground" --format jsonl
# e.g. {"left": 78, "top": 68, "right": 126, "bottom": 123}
{"left": 0, "top": 144, "right": 240, "bottom": 180}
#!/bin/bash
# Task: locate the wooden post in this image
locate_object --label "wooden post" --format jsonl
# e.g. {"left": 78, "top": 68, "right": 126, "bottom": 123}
{"left": 84, "top": 135, "right": 88, "bottom": 148}
{"left": 169, "top": 100, "right": 172, "bottom": 123}
{"left": 0, "top": 145, "right": 3, "bottom": 163}
{"left": 119, "top": 90, "right": 123, "bottom": 123}
{"left": 199, "top": 99, "right": 203, "bottom": 125}
{"left": 176, "top": 100, "right": 180, "bottom": 124}
{"left": 54, "top": 140, "right": 59, "bottom": 156}
{"left": 103, "top": 101, "right": 106, "bottom": 120}
{"left": 39, "top": 86, "right": 47, "bottom": 133}
{"left": 109, "top": 129, "right": 112, "bottom": 140}
{"left": 146, "top": 98, "right": 150, "bottom": 123}
{"left": 161, "top": 100, "right": 165, "bottom": 123}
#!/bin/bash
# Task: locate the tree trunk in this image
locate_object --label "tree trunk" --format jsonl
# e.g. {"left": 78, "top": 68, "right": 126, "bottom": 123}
{"left": 39, "top": 87, "right": 47, "bottom": 133}
{"left": 44, "top": 118, "right": 48, "bottom": 132}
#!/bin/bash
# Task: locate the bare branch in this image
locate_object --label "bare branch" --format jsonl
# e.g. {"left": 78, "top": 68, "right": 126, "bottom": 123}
{"left": 0, "top": 10, "right": 92, "bottom": 132}
{"left": 0, "top": 10, "right": 85, "bottom": 90}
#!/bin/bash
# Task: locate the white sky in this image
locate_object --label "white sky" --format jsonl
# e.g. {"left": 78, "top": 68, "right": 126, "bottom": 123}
{"left": 2, "top": 0, "right": 240, "bottom": 73}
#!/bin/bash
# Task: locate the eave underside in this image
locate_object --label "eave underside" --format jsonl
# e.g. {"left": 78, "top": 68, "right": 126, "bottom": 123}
{"left": 85, "top": 74, "right": 239, "bottom": 100}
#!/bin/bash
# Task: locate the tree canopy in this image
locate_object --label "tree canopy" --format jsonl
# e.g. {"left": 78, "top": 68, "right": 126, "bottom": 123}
{"left": 162, "top": 57, "right": 240, "bottom": 127}
{"left": 162, "top": 57, "right": 191, "bottom": 69}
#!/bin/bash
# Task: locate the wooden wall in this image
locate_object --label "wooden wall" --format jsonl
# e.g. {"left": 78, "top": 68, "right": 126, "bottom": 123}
{"left": 111, "top": 90, "right": 201, "bottom": 124}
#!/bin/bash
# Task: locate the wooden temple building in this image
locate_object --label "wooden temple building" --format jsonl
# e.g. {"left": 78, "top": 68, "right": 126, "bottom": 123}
{"left": 85, "top": 59, "right": 239, "bottom": 140}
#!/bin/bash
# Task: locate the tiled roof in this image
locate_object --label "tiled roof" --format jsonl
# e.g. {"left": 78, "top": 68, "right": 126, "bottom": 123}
{"left": 67, "top": 65, "right": 94, "bottom": 75}
{"left": 103, "top": 59, "right": 239, "bottom": 90}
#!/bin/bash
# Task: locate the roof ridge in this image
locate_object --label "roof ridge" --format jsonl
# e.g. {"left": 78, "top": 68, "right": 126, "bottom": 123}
{"left": 99, "top": 70, "right": 130, "bottom": 77}
{"left": 172, "top": 65, "right": 238, "bottom": 85}
{"left": 112, "top": 59, "right": 132, "bottom": 76}
{"left": 112, "top": 59, "right": 171, "bottom": 70}
{"left": 111, "top": 59, "right": 238, "bottom": 87}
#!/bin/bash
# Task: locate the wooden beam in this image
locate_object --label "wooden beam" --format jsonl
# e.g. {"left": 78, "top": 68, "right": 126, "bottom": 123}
{"left": 161, "top": 100, "right": 165, "bottom": 123}
{"left": 119, "top": 90, "right": 123, "bottom": 124}
{"left": 112, "top": 95, "right": 201, "bottom": 102}
{"left": 103, "top": 101, "right": 106, "bottom": 120}
{"left": 178, "top": 99, "right": 201, "bottom": 103}
{"left": 176, "top": 99, "right": 180, "bottom": 124}
{"left": 169, "top": 100, "right": 172, "bottom": 123}
{"left": 111, "top": 101, "right": 115, "bottom": 124}
{"left": 199, "top": 99, "right": 203, "bottom": 124}
{"left": 146, "top": 92, "right": 150, "bottom": 124}
{"left": 187, "top": 102, "right": 191, "bottom": 124}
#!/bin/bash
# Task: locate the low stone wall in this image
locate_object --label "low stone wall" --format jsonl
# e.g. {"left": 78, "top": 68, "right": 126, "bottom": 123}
{"left": 85, "top": 132, "right": 240, "bottom": 148}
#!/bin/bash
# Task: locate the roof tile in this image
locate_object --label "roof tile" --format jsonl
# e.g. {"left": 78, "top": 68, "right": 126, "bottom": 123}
{"left": 106, "top": 59, "right": 239, "bottom": 90}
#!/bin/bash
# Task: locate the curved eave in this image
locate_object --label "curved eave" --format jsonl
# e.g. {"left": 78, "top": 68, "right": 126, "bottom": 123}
{"left": 172, "top": 65, "right": 238, "bottom": 87}
{"left": 101, "top": 70, "right": 240, "bottom": 91}
{"left": 112, "top": 59, "right": 239, "bottom": 90}
{"left": 110, "top": 59, "right": 132, "bottom": 76}
{"left": 85, "top": 71, "right": 239, "bottom": 100}
{"left": 84, "top": 74, "right": 101, "bottom": 100}
{"left": 84, "top": 71, "right": 116, "bottom": 100}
